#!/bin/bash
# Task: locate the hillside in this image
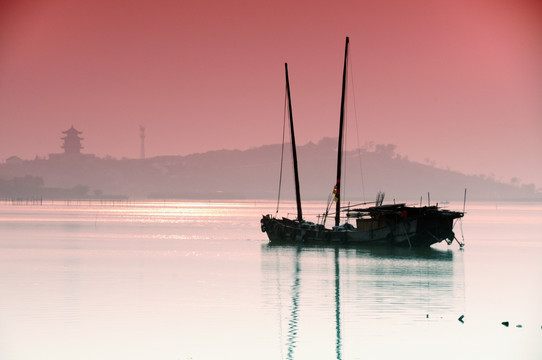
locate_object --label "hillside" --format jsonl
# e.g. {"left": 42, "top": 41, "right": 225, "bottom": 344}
{"left": 1, "top": 138, "right": 540, "bottom": 201}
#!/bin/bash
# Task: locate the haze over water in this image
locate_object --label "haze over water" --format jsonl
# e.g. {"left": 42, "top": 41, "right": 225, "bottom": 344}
{"left": 0, "top": 200, "right": 540, "bottom": 359}
{"left": 1, "top": 2, "right": 540, "bottom": 357}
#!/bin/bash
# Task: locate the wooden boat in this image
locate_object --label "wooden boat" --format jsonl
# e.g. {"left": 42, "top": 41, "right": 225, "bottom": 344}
{"left": 261, "top": 37, "right": 464, "bottom": 247}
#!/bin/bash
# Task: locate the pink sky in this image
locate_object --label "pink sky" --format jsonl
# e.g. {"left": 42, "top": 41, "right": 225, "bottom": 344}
{"left": 1, "top": 0, "right": 541, "bottom": 186}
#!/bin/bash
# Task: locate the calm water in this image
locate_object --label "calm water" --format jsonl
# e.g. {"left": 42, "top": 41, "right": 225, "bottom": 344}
{"left": 0, "top": 200, "right": 540, "bottom": 359}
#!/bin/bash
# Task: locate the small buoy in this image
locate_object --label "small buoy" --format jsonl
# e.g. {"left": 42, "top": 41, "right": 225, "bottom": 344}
{"left": 426, "top": 314, "right": 429, "bottom": 318}
{"left": 458, "top": 315, "right": 464, "bottom": 323}
{"left": 501, "top": 321, "right": 509, "bottom": 327}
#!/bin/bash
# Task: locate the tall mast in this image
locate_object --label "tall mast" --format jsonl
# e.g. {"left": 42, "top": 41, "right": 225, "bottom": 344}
{"left": 335, "top": 37, "right": 349, "bottom": 227}
{"left": 285, "top": 63, "right": 303, "bottom": 221}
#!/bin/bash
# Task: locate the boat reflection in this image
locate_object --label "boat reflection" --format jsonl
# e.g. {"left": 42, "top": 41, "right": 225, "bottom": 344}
{"left": 261, "top": 245, "right": 463, "bottom": 360}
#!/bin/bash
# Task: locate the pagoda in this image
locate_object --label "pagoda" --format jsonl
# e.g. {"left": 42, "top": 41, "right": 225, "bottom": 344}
{"left": 61, "top": 126, "right": 84, "bottom": 154}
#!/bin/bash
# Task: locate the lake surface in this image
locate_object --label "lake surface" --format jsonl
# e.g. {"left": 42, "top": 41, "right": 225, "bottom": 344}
{"left": 0, "top": 200, "right": 540, "bottom": 359}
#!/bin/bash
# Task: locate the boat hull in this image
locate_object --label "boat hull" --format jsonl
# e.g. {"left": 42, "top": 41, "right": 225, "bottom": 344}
{"left": 261, "top": 206, "right": 462, "bottom": 247}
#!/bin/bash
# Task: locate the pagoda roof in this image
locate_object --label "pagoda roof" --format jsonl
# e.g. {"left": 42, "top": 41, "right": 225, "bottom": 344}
{"left": 62, "top": 125, "right": 82, "bottom": 134}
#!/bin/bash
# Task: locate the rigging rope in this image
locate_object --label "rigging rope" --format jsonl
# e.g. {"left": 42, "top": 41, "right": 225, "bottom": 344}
{"left": 348, "top": 51, "right": 366, "bottom": 201}
{"left": 342, "top": 78, "right": 348, "bottom": 209}
{"left": 334, "top": 44, "right": 367, "bottom": 218}
{"left": 276, "top": 84, "right": 288, "bottom": 215}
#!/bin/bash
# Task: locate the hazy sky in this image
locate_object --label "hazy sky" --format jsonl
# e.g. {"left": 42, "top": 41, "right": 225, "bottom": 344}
{"left": 1, "top": 0, "right": 541, "bottom": 186}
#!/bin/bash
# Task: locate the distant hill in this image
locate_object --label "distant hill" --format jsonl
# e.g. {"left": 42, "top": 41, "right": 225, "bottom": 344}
{"left": 1, "top": 138, "right": 540, "bottom": 201}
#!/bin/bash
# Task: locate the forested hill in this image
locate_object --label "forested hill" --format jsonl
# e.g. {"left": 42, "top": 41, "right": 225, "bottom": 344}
{"left": 1, "top": 138, "right": 540, "bottom": 201}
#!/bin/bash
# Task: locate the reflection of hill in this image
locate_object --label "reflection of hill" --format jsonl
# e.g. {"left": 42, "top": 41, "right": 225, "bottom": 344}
{"left": 1, "top": 138, "right": 539, "bottom": 200}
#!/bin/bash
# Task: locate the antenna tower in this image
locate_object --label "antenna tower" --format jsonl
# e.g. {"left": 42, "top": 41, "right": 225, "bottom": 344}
{"left": 139, "top": 126, "right": 145, "bottom": 159}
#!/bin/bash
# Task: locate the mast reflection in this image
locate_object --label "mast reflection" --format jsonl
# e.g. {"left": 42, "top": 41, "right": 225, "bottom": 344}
{"left": 286, "top": 247, "right": 301, "bottom": 359}
{"left": 334, "top": 248, "right": 342, "bottom": 360}
{"left": 262, "top": 244, "right": 462, "bottom": 360}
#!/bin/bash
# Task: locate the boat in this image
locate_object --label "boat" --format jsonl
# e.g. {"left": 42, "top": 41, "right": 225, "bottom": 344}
{"left": 261, "top": 37, "right": 465, "bottom": 247}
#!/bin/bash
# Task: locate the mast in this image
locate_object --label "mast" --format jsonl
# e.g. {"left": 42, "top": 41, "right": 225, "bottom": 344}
{"left": 285, "top": 63, "right": 303, "bottom": 221}
{"left": 335, "top": 37, "right": 349, "bottom": 227}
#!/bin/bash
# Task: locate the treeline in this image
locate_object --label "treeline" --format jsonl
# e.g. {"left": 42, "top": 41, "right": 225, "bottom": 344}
{"left": 0, "top": 175, "right": 125, "bottom": 200}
